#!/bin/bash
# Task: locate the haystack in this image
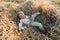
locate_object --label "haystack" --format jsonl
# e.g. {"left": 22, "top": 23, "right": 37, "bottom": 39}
{"left": 0, "top": 0, "right": 60, "bottom": 40}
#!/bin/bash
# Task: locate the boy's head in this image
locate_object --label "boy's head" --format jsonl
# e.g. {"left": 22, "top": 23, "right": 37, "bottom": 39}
{"left": 18, "top": 11, "right": 26, "bottom": 19}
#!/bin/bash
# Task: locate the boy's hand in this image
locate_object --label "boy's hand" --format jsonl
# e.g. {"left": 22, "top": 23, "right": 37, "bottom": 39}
{"left": 23, "top": 26, "right": 27, "bottom": 29}
{"left": 36, "top": 12, "right": 41, "bottom": 14}
{"left": 18, "top": 29, "right": 24, "bottom": 33}
{"left": 18, "top": 29, "right": 25, "bottom": 36}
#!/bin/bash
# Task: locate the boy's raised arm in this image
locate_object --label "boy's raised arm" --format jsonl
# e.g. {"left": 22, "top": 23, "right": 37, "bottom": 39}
{"left": 31, "top": 12, "right": 41, "bottom": 21}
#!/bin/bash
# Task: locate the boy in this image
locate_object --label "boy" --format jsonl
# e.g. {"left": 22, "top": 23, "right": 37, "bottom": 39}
{"left": 18, "top": 11, "right": 46, "bottom": 34}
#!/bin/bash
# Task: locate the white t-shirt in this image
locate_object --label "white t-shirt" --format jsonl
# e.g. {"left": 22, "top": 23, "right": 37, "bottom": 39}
{"left": 20, "top": 16, "right": 30, "bottom": 25}
{"left": 18, "top": 16, "right": 30, "bottom": 30}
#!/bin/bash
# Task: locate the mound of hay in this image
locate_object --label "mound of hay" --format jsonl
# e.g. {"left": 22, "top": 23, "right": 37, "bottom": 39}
{"left": 18, "top": 0, "right": 60, "bottom": 40}
{"left": 0, "top": 2, "right": 19, "bottom": 40}
{"left": 0, "top": 0, "right": 60, "bottom": 40}
{"left": 19, "top": 0, "right": 57, "bottom": 30}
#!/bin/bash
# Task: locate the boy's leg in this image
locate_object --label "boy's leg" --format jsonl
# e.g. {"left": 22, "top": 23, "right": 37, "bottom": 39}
{"left": 30, "top": 22, "right": 45, "bottom": 32}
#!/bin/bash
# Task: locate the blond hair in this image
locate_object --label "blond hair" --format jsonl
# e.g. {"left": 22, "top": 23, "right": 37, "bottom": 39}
{"left": 18, "top": 11, "right": 25, "bottom": 16}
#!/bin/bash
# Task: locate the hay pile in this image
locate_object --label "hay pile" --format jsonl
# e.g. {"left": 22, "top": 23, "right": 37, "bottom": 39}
{"left": 0, "top": 0, "right": 60, "bottom": 40}
{"left": 0, "top": 2, "right": 19, "bottom": 40}
{"left": 18, "top": 0, "right": 60, "bottom": 40}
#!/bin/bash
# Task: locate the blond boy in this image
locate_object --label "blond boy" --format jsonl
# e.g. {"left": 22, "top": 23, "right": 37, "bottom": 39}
{"left": 18, "top": 11, "right": 46, "bottom": 33}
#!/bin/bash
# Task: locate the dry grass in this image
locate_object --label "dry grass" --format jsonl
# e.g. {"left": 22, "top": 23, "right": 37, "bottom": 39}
{"left": 0, "top": 2, "right": 20, "bottom": 40}
{"left": 0, "top": 0, "right": 60, "bottom": 40}
{"left": 0, "top": 0, "right": 25, "bottom": 3}
{"left": 52, "top": 0, "right": 60, "bottom": 5}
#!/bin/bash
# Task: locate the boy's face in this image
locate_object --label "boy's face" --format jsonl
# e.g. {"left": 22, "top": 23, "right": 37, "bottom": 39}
{"left": 18, "top": 14, "right": 26, "bottom": 19}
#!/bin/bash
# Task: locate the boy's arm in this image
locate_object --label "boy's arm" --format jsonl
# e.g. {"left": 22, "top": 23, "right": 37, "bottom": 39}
{"left": 18, "top": 20, "right": 24, "bottom": 30}
{"left": 31, "top": 12, "right": 40, "bottom": 21}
